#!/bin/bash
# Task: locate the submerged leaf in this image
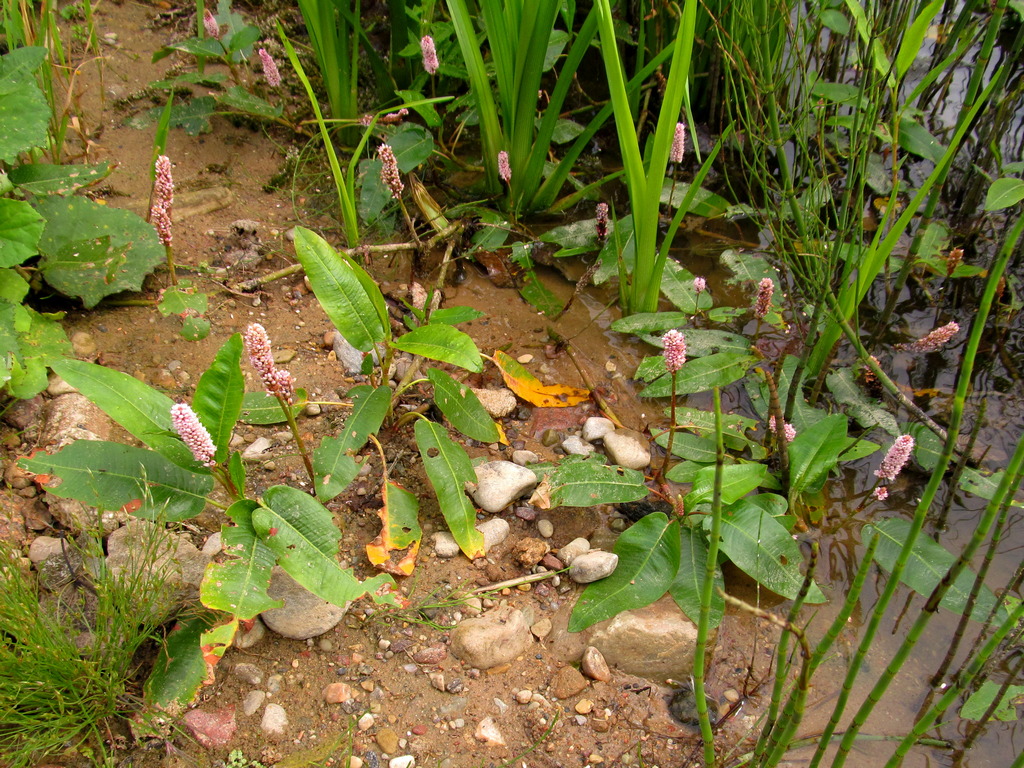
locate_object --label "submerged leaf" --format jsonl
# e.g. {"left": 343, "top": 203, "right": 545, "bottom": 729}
{"left": 493, "top": 350, "right": 589, "bottom": 407}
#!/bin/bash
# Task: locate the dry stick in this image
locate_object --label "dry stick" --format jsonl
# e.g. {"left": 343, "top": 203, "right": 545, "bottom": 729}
{"left": 467, "top": 570, "right": 560, "bottom": 595}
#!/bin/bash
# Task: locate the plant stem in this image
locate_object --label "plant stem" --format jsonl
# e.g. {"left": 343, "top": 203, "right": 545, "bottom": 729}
{"left": 659, "top": 371, "right": 678, "bottom": 481}
{"left": 279, "top": 395, "right": 315, "bottom": 487}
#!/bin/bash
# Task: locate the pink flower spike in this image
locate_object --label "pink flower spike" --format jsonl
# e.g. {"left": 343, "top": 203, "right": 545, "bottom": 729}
{"left": 693, "top": 276, "right": 706, "bottom": 295}
{"left": 662, "top": 329, "right": 687, "bottom": 373}
{"left": 905, "top": 322, "right": 960, "bottom": 353}
{"left": 203, "top": 9, "right": 220, "bottom": 38}
{"left": 498, "top": 151, "right": 512, "bottom": 185}
{"left": 873, "top": 486, "right": 889, "bottom": 501}
{"left": 151, "top": 155, "right": 174, "bottom": 248}
{"left": 378, "top": 144, "right": 404, "bottom": 199}
{"left": 420, "top": 35, "right": 439, "bottom": 76}
{"left": 754, "top": 277, "right": 775, "bottom": 319}
{"left": 259, "top": 48, "right": 281, "bottom": 87}
{"left": 244, "top": 323, "right": 276, "bottom": 378}
{"left": 171, "top": 403, "right": 217, "bottom": 467}
{"left": 768, "top": 415, "right": 796, "bottom": 443}
{"left": 670, "top": 122, "right": 687, "bottom": 164}
{"left": 875, "top": 434, "right": 914, "bottom": 482}
{"left": 595, "top": 203, "right": 609, "bottom": 241}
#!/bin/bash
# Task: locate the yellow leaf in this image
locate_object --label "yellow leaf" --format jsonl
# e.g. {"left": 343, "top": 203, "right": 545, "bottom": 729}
{"left": 493, "top": 350, "right": 589, "bottom": 408}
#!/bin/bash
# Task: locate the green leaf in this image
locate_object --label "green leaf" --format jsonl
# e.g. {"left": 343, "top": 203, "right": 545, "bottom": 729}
{"left": 392, "top": 324, "right": 483, "bottom": 372}
{"left": 720, "top": 248, "right": 778, "bottom": 285}
{"left": 896, "top": 1, "right": 942, "bottom": 79}
{"left": 238, "top": 389, "right": 307, "bottom": 425}
{"left": 985, "top": 177, "right": 1024, "bottom": 211}
{"left": 569, "top": 513, "right": 681, "bottom": 632}
{"left": 661, "top": 260, "right": 712, "bottom": 313}
{"left": 611, "top": 312, "right": 689, "bottom": 334}
{"left": 180, "top": 315, "right": 211, "bottom": 341}
{"left": 428, "top": 369, "right": 500, "bottom": 443}
{"left": 145, "top": 611, "right": 217, "bottom": 709}
{"left": 4, "top": 303, "right": 70, "bottom": 399}
{"left": 0, "top": 268, "right": 29, "bottom": 303}
{"left": 428, "top": 306, "right": 485, "bottom": 325}
{"left": 0, "top": 48, "right": 49, "bottom": 162}
{"left": 0, "top": 198, "right": 44, "bottom": 267}
{"left": 292, "top": 227, "right": 387, "bottom": 352}
{"left": 637, "top": 329, "right": 751, "bottom": 359}
{"left": 157, "top": 284, "right": 208, "bottom": 317}
{"left": 193, "top": 334, "right": 244, "bottom": 464}
{"left": 33, "top": 196, "right": 164, "bottom": 307}
{"left": 659, "top": 180, "right": 730, "bottom": 218}
{"left": 787, "top": 414, "right": 848, "bottom": 494}
{"left": 669, "top": 525, "right": 724, "bottom": 628}
{"left": 51, "top": 359, "right": 195, "bottom": 468}
{"left": 960, "top": 680, "right": 1024, "bottom": 722}
{"left": 660, "top": 431, "right": 719, "bottom": 465}
{"left": 717, "top": 500, "right": 826, "bottom": 602}
{"left": 549, "top": 118, "right": 585, "bottom": 144}
{"left": 216, "top": 85, "right": 283, "bottom": 118}
{"left": 865, "top": 518, "right": 1006, "bottom": 623}
{"left": 200, "top": 500, "right": 283, "bottom": 619}
{"left": 827, "top": 366, "right": 899, "bottom": 436}
{"left": 20, "top": 441, "right": 213, "bottom": 522}
{"left": 639, "top": 352, "right": 756, "bottom": 397}
{"left": 254, "top": 486, "right": 396, "bottom": 606}
{"left": 548, "top": 456, "right": 649, "bottom": 507}
{"left": 313, "top": 385, "right": 390, "bottom": 501}
{"left": 897, "top": 115, "right": 944, "bottom": 163}
{"left": 389, "top": 123, "right": 435, "bottom": 171}
{"left": 519, "top": 269, "right": 563, "bottom": 317}
{"left": 7, "top": 162, "right": 111, "bottom": 195}
{"left": 414, "top": 419, "right": 484, "bottom": 558}
{"left": 684, "top": 463, "right": 769, "bottom": 512}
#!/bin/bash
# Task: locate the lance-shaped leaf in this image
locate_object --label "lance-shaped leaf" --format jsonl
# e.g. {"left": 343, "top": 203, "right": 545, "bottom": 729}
{"left": 145, "top": 611, "right": 218, "bottom": 709}
{"left": 493, "top": 349, "right": 589, "bottom": 407}
{"left": 548, "top": 456, "right": 648, "bottom": 507}
{"left": 200, "top": 500, "right": 282, "bottom": 619}
{"left": 639, "top": 351, "right": 756, "bottom": 398}
{"left": 569, "top": 512, "right": 681, "bottom": 632}
{"left": 684, "top": 463, "right": 771, "bottom": 512}
{"left": 366, "top": 481, "right": 422, "bottom": 576}
{"left": 392, "top": 324, "right": 483, "bottom": 372}
{"left": 51, "top": 359, "right": 195, "bottom": 469}
{"left": 238, "top": 388, "right": 308, "bottom": 425}
{"left": 253, "top": 485, "right": 396, "bottom": 607}
{"left": 827, "top": 366, "right": 899, "bottom": 436}
{"left": 716, "top": 499, "right": 826, "bottom": 603}
{"left": 787, "top": 413, "right": 848, "bottom": 494}
{"left": 193, "top": 334, "right": 244, "bottom": 464}
{"left": 414, "top": 418, "right": 484, "bottom": 558}
{"left": 314, "top": 385, "right": 390, "bottom": 500}
{"left": 427, "top": 369, "right": 501, "bottom": 443}
{"left": 669, "top": 525, "right": 724, "bottom": 628}
{"left": 293, "top": 227, "right": 388, "bottom": 351}
{"left": 20, "top": 441, "right": 212, "bottom": 522}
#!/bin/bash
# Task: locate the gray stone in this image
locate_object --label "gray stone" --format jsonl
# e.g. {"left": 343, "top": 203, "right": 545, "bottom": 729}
{"left": 537, "top": 519, "right": 554, "bottom": 538}
{"left": 46, "top": 374, "right": 78, "bottom": 396}
{"left": 473, "top": 717, "right": 505, "bottom": 746}
{"left": 602, "top": 429, "right": 651, "bottom": 470}
{"left": 390, "top": 758, "right": 416, "bottom": 768}
{"left": 558, "top": 537, "right": 590, "bottom": 566}
{"left": 334, "top": 334, "right": 378, "bottom": 375}
{"left": 235, "top": 617, "right": 266, "bottom": 649}
{"left": 582, "top": 417, "right": 616, "bottom": 442}
{"left": 261, "top": 703, "right": 288, "bottom": 739}
{"left": 242, "top": 437, "right": 273, "bottom": 461}
{"left": 477, "top": 518, "right": 510, "bottom": 552}
{"left": 106, "top": 519, "right": 210, "bottom": 611}
{"left": 432, "top": 531, "right": 460, "bottom": 558}
{"left": 581, "top": 646, "right": 612, "bottom": 682}
{"left": 260, "top": 567, "right": 348, "bottom": 639}
{"left": 201, "top": 532, "right": 222, "bottom": 556}
{"left": 70, "top": 331, "right": 96, "bottom": 358}
{"left": 561, "top": 435, "right": 596, "bottom": 457}
{"left": 450, "top": 606, "right": 533, "bottom": 670}
{"left": 28, "top": 536, "right": 64, "bottom": 563}
{"left": 232, "top": 662, "right": 263, "bottom": 685}
{"left": 511, "top": 450, "right": 540, "bottom": 467}
{"left": 242, "top": 690, "right": 266, "bottom": 716}
{"left": 470, "top": 461, "right": 538, "bottom": 513}
{"left": 471, "top": 388, "right": 518, "bottom": 418}
{"left": 569, "top": 551, "right": 618, "bottom": 583}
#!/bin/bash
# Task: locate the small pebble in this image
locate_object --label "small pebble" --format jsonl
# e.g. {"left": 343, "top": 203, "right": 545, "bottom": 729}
{"left": 575, "top": 699, "right": 594, "bottom": 715}
{"left": 537, "top": 519, "right": 554, "bottom": 538}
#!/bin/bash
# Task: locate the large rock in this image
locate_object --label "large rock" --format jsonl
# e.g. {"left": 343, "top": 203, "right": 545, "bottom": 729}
{"left": 450, "top": 605, "right": 533, "bottom": 670}
{"left": 260, "top": 567, "right": 348, "bottom": 639}
{"left": 602, "top": 428, "right": 651, "bottom": 470}
{"left": 470, "top": 461, "right": 538, "bottom": 513}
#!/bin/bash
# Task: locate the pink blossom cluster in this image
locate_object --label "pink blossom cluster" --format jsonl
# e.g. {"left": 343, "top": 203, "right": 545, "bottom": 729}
{"left": 903, "top": 322, "right": 960, "bottom": 353}
{"left": 258, "top": 48, "right": 281, "bottom": 87}
{"left": 420, "top": 36, "right": 439, "bottom": 76}
{"left": 670, "top": 122, "right": 687, "bottom": 164}
{"left": 595, "top": 203, "right": 609, "bottom": 242}
{"left": 171, "top": 403, "right": 217, "bottom": 466}
{"left": 203, "top": 9, "right": 220, "bottom": 38}
{"left": 754, "top": 277, "right": 774, "bottom": 319}
{"left": 150, "top": 155, "right": 173, "bottom": 248}
{"left": 378, "top": 144, "right": 404, "bottom": 199}
{"left": 693, "top": 276, "right": 706, "bottom": 295}
{"left": 872, "top": 486, "right": 889, "bottom": 501}
{"left": 379, "top": 108, "right": 409, "bottom": 125}
{"left": 768, "top": 415, "right": 796, "bottom": 443}
{"left": 946, "top": 247, "right": 964, "bottom": 277}
{"left": 498, "top": 151, "right": 512, "bottom": 185}
{"left": 875, "top": 434, "right": 914, "bottom": 482}
{"left": 244, "top": 323, "right": 296, "bottom": 402}
{"left": 662, "top": 329, "right": 687, "bottom": 373}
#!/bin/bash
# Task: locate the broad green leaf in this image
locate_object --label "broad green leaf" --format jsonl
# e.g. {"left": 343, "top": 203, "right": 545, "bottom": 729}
{"left": 897, "top": 115, "right": 944, "bottom": 163}
{"left": 685, "top": 463, "right": 770, "bottom": 512}
{"left": 428, "top": 369, "right": 500, "bottom": 442}
{"left": 254, "top": 486, "right": 396, "bottom": 607}
{"left": 866, "top": 518, "right": 1006, "bottom": 623}
{"left": 145, "top": 611, "right": 217, "bottom": 709}
{"left": 20, "top": 441, "right": 212, "bottom": 522}
{"left": 314, "top": 385, "right": 391, "bottom": 500}
{"left": 788, "top": 414, "right": 848, "bottom": 494}
{"left": 548, "top": 456, "right": 648, "bottom": 507}
{"left": 569, "top": 513, "right": 681, "bottom": 632}
{"left": 4, "top": 304, "right": 70, "bottom": 399}
{"left": 389, "top": 123, "right": 435, "bottom": 171}
{"left": 366, "top": 481, "right": 422, "bottom": 576}
{"left": 0, "top": 198, "right": 44, "bottom": 267}
{"left": 180, "top": 315, "right": 211, "bottom": 341}
{"left": 669, "top": 525, "right": 724, "bottom": 628}
{"left": 717, "top": 501, "right": 826, "bottom": 602}
{"left": 720, "top": 248, "right": 778, "bottom": 285}
{"left": 639, "top": 352, "right": 756, "bottom": 397}
{"left": 661, "top": 259, "right": 712, "bottom": 314}
{"left": 611, "top": 312, "right": 689, "bottom": 334}
{"left": 960, "top": 680, "right": 1024, "bottom": 722}
{"left": 985, "top": 177, "right": 1024, "bottom": 211}
{"left": 960, "top": 468, "right": 1024, "bottom": 507}
{"left": 158, "top": 284, "right": 208, "bottom": 317}
{"left": 193, "top": 334, "right": 244, "bottom": 464}
{"left": 414, "top": 419, "right": 484, "bottom": 558}
{"left": 0, "top": 48, "right": 49, "bottom": 162}
{"left": 637, "top": 329, "right": 751, "bottom": 359}
{"left": 8, "top": 161, "right": 111, "bottom": 195}
{"left": 217, "top": 86, "right": 283, "bottom": 118}
{"left": 827, "top": 366, "right": 899, "bottom": 436}
{"left": 238, "top": 389, "right": 308, "bottom": 425}
{"left": 200, "top": 500, "right": 282, "bottom": 619}
{"left": 428, "top": 306, "right": 485, "bottom": 325}
{"left": 51, "top": 359, "right": 194, "bottom": 469}
{"left": 519, "top": 269, "right": 563, "bottom": 317}
{"left": 392, "top": 324, "right": 483, "bottom": 372}
{"left": 659, "top": 180, "right": 730, "bottom": 218}
{"left": 34, "top": 196, "right": 164, "bottom": 307}
{"left": 660, "top": 431, "right": 719, "bottom": 464}
{"left": 293, "top": 227, "right": 387, "bottom": 352}
{"left": 0, "top": 268, "right": 29, "bottom": 303}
